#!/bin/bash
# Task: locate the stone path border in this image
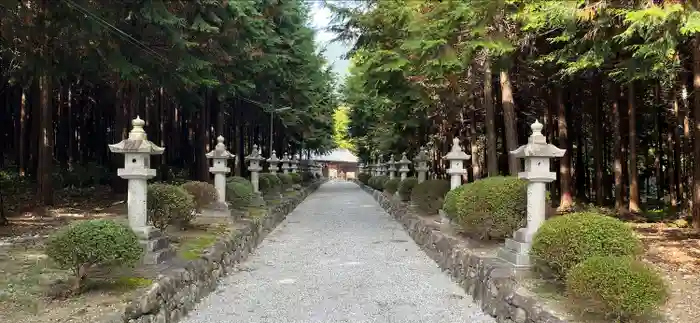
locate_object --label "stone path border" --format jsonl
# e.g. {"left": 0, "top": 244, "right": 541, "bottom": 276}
{"left": 356, "top": 182, "right": 569, "bottom": 323}
{"left": 101, "top": 180, "right": 326, "bottom": 323}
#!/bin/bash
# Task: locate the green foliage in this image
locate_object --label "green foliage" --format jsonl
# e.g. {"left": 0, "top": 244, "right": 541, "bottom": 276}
{"left": 147, "top": 183, "right": 196, "bottom": 230}
{"left": 566, "top": 256, "right": 669, "bottom": 321}
{"left": 259, "top": 173, "right": 281, "bottom": 194}
{"left": 531, "top": 212, "right": 642, "bottom": 281}
{"left": 289, "top": 173, "right": 302, "bottom": 184}
{"left": 357, "top": 173, "right": 371, "bottom": 185}
{"left": 180, "top": 181, "right": 219, "bottom": 211}
{"left": 383, "top": 178, "right": 401, "bottom": 194}
{"left": 52, "top": 162, "right": 110, "bottom": 188}
{"left": 368, "top": 175, "right": 389, "bottom": 191}
{"left": 45, "top": 220, "right": 142, "bottom": 290}
{"left": 225, "top": 177, "right": 254, "bottom": 209}
{"left": 397, "top": 177, "right": 418, "bottom": 201}
{"left": 302, "top": 171, "right": 315, "bottom": 183}
{"left": 450, "top": 176, "right": 528, "bottom": 241}
{"left": 277, "top": 173, "right": 293, "bottom": 188}
{"left": 333, "top": 106, "right": 354, "bottom": 150}
{"left": 410, "top": 179, "right": 450, "bottom": 214}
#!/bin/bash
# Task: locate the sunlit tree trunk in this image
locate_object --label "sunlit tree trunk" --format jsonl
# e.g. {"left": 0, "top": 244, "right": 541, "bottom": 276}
{"left": 483, "top": 59, "right": 498, "bottom": 176}
{"left": 499, "top": 70, "right": 518, "bottom": 176}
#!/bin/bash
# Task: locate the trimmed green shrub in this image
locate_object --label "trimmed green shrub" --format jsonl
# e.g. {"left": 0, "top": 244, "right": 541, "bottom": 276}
{"left": 530, "top": 212, "right": 641, "bottom": 281}
{"left": 180, "top": 181, "right": 219, "bottom": 212}
{"left": 566, "top": 256, "right": 668, "bottom": 320}
{"left": 147, "top": 183, "right": 196, "bottom": 229}
{"left": 302, "top": 171, "right": 314, "bottom": 182}
{"left": 384, "top": 178, "right": 401, "bottom": 194}
{"left": 368, "top": 175, "right": 389, "bottom": 190}
{"left": 410, "top": 179, "right": 450, "bottom": 214}
{"left": 358, "top": 173, "right": 371, "bottom": 185}
{"left": 451, "top": 176, "right": 528, "bottom": 240}
{"left": 277, "top": 173, "right": 293, "bottom": 189}
{"left": 289, "top": 173, "right": 302, "bottom": 184}
{"left": 443, "top": 184, "right": 467, "bottom": 218}
{"left": 225, "top": 177, "right": 254, "bottom": 209}
{"left": 397, "top": 178, "right": 418, "bottom": 201}
{"left": 46, "top": 219, "right": 142, "bottom": 292}
{"left": 259, "top": 173, "right": 281, "bottom": 194}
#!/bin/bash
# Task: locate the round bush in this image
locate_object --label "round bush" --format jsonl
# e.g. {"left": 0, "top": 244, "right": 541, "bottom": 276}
{"left": 369, "top": 175, "right": 389, "bottom": 190}
{"left": 289, "top": 173, "right": 302, "bottom": 184}
{"left": 566, "top": 256, "right": 668, "bottom": 320}
{"left": 530, "top": 212, "right": 641, "bottom": 281}
{"left": 384, "top": 178, "right": 401, "bottom": 194}
{"left": 452, "top": 176, "right": 527, "bottom": 240}
{"left": 358, "top": 173, "right": 371, "bottom": 185}
{"left": 277, "top": 173, "right": 293, "bottom": 188}
{"left": 443, "top": 184, "right": 467, "bottom": 218}
{"left": 226, "top": 177, "right": 254, "bottom": 209}
{"left": 302, "top": 171, "right": 314, "bottom": 182}
{"left": 397, "top": 178, "right": 418, "bottom": 201}
{"left": 410, "top": 179, "right": 450, "bottom": 214}
{"left": 147, "top": 183, "right": 196, "bottom": 229}
{"left": 46, "top": 219, "right": 142, "bottom": 291}
{"left": 180, "top": 181, "right": 219, "bottom": 211}
{"left": 259, "top": 173, "right": 281, "bottom": 194}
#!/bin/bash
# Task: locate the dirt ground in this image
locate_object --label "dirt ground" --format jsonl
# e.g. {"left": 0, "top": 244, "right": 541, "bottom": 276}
{"left": 634, "top": 223, "right": 700, "bottom": 323}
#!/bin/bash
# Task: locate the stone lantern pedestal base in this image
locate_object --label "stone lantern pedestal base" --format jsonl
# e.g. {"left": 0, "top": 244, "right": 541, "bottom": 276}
{"left": 201, "top": 201, "right": 230, "bottom": 218}
{"left": 498, "top": 228, "right": 532, "bottom": 267}
{"left": 137, "top": 230, "right": 176, "bottom": 265}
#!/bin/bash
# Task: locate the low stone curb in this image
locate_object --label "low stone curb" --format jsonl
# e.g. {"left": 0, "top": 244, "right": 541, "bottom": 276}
{"left": 357, "top": 182, "right": 567, "bottom": 323}
{"left": 103, "top": 179, "right": 327, "bottom": 323}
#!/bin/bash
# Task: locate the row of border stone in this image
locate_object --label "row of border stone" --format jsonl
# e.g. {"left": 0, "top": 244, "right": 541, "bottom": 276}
{"left": 356, "top": 182, "right": 567, "bottom": 323}
{"left": 103, "top": 179, "right": 327, "bottom": 323}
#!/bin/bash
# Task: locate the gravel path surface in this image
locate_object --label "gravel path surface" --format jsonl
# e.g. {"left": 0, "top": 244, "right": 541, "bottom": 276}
{"left": 181, "top": 180, "right": 495, "bottom": 323}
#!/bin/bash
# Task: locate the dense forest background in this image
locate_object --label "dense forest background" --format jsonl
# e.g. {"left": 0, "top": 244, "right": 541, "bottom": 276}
{"left": 333, "top": 0, "right": 700, "bottom": 227}
{"left": 0, "top": 0, "right": 340, "bottom": 224}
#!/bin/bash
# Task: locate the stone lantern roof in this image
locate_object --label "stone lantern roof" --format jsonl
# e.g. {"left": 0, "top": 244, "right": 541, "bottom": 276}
{"left": 510, "top": 120, "right": 566, "bottom": 158}
{"left": 444, "top": 138, "right": 470, "bottom": 160}
{"left": 206, "top": 136, "right": 234, "bottom": 159}
{"left": 397, "top": 152, "right": 411, "bottom": 166}
{"left": 108, "top": 116, "right": 165, "bottom": 155}
{"left": 267, "top": 150, "right": 280, "bottom": 163}
{"left": 245, "top": 145, "right": 265, "bottom": 162}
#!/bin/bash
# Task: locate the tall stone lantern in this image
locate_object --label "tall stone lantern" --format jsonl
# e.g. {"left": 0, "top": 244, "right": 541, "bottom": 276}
{"left": 290, "top": 156, "right": 299, "bottom": 173}
{"left": 498, "top": 120, "right": 566, "bottom": 267}
{"left": 206, "top": 136, "right": 234, "bottom": 204}
{"left": 358, "top": 163, "right": 365, "bottom": 174}
{"left": 281, "top": 153, "right": 292, "bottom": 174}
{"left": 245, "top": 145, "right": 264, "bottom": 193}
{"left": 109, "top": 116, "right": 170, "bottom": 264}
{"left": 387, "top": 156, "right": 397, "bottom": 179}
{"left": 413, "top": 147, "right": 429, "bottom": 183}
{"left": 267, "top": 150, "right": 280, "bottom": 174}
{"left": 397, "top": 152, "right": 411, "bottom": 180}
{"left": 445, "top": 138, "right": 471, "bottom": 190}
{"left": 245, "top": 145, "right": 266, "bottom": 207}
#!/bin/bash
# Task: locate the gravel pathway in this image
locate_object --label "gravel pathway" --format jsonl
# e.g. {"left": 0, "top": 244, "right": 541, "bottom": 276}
{"left": 181, "top": 180, "right": 495, "bottom": 323}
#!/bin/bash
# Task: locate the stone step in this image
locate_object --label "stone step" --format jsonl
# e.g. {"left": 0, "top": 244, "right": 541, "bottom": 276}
{"left": 141, "top": 235, "right": 170, "bottom": 252}
{"left": 504, "top": 238, "right": 529, "bottom": 254}
{"left": 497, "top": 247, "right": 531, "bottom": 268}
{"left": 142, "top": 247, "right": 176, "bottom": 265}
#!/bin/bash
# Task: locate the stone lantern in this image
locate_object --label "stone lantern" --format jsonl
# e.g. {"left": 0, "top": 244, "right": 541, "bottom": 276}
{"left": 413, "top": 147, "right": 429, "bottom": 183}
{"left": 444, "top": 138, "right": 470, "bottom": 190}
{"left": 398, "top": 152, "right": 411, "bottom": 180}
{"left": 267, "top": 150, "right": 280, "bottom": 174}
{"left": 378, "top": 159, "right": 386, "bottom": 176}
{"left": 245, "top": 145, "right": 266, "bottom": 207}
{"left": 206, "top": 136, "right": 234, "bottom": 204}
{"left": 281, "top": 153, "right": 292, "bottom": 174}
{"left": 387, "top": 156, "right": 397, "bottom": 179}
{"left": 498, "top": 120, "right": 566, "bottom": 268}
{"left": 358, "top": 163, "right": 365, "bottom": 174}
{"left": 109, "top": 116, "right": 170, "bottom": 264}
{"left": 245, "top": 145, "right": 264, "bottom": 193}
{"left": 290, "top": 156, "right": 299, "bottom": 173}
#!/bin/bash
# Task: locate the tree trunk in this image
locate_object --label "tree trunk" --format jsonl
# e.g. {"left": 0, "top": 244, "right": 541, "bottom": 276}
{"left": 628, "top": 83, "right": 641, "bottom": 213}
{"left": 655, "top": 83, "right": 663, "bottom": 202}
{"left": 499, "top": 70, "right": 518, "bottom": 175}
{"left": 692, "top": 33, "right": 700, "bottom": 229}
{"left": 594, "top": 77, "right": 604, "bottom": 205}
{"left": 37, "top": 72, "right": 53, "bottom": 205}
{"left": 557, "top": 86, "right": 573, "bottom": 211}
{"left": 613, "top": 84, "right": 624, "bottom": 211}
{"left": 484, "top": 59, "right": 498, "bottom": 176}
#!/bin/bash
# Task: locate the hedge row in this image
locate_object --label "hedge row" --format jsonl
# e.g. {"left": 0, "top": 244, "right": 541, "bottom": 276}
{"left": 358, "top": 172, "right": 668, "bottom": 320}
